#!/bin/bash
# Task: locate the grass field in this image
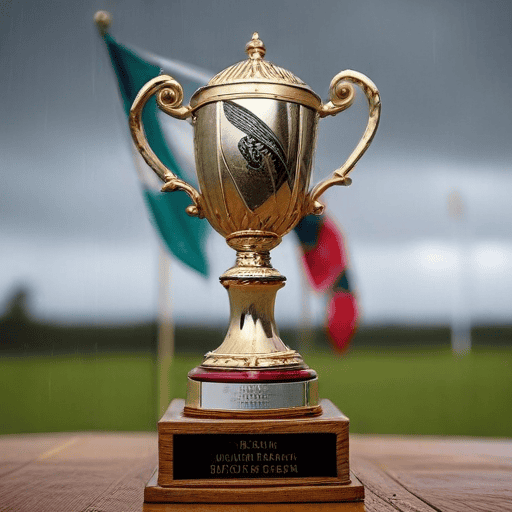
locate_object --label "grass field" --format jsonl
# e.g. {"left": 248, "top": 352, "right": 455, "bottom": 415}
{"left": 1, "top": 348, "right": 511, "bottom": 437}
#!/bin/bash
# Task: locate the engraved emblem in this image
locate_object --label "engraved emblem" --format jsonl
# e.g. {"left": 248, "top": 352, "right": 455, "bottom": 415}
{"left": 223, "top": 101, "right": 293, "bottom": 210}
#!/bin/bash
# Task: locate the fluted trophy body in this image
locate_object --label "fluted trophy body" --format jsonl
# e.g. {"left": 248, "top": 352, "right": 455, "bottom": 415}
{"left": 129, "top": 32, "right": 380, "bottom": 413}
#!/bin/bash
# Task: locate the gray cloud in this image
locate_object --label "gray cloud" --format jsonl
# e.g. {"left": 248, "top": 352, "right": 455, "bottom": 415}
{"left": 1, "top": 0, "right": 511, "bottom": 325}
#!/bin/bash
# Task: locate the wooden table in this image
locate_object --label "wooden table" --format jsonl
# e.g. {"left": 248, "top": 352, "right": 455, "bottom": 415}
{"left": 0, "top": 433, "right": 510, "bottom": 511}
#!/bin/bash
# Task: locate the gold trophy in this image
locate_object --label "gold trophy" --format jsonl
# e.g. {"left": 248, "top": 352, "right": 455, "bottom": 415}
{"left": 130, "top": 33, "right": 380, "bottom": 511}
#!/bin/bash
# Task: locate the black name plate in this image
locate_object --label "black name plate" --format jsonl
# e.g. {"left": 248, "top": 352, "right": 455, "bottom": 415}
{"left": 173, "top": 433, "right": 337, "bottom": 480}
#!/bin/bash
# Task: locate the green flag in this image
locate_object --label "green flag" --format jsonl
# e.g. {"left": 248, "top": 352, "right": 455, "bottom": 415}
{"left": 101, "top": 31, "right": 209, "bottom": 276}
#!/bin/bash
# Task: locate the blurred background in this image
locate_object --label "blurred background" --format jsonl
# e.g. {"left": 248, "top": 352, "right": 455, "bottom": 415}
{"left": 1, "top": 0, "right": 511, "bottom": 437}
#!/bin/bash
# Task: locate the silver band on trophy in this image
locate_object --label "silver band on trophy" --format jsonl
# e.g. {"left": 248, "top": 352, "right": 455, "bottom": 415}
{"left": 186, "top": 377, "right": 319, "bottom": 411}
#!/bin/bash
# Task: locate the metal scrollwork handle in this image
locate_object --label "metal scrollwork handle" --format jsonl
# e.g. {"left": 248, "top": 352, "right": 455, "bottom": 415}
{"left": 308, "top": 70, "right": 381, "bottom": 215}
{"left": 129, "top": 75, "right": 204, "bottom": 218}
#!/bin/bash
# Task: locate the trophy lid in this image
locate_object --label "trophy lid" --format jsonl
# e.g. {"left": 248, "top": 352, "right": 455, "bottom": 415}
{"left": 190, "top": 33, "right": 321, "bottom": 111}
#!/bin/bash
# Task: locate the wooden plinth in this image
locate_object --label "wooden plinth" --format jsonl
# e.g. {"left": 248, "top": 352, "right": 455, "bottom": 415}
{"left": 144, "top": 399, "right": 364, "bottom": 510}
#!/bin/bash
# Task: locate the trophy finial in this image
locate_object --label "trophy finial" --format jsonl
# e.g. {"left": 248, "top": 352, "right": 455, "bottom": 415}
{"left": 94, "top": 11, "right": 112, "bottom": 36}
{"left": 245, "top": 32, "right": 266, "bottom": 60}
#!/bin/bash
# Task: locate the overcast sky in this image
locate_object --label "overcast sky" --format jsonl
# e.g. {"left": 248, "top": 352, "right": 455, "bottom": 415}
{"left": 1, "top": 0, "right": 511, "bottom": 326}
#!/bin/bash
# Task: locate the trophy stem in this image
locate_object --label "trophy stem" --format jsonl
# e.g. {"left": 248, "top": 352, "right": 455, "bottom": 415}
{"left": 183, "top": 240, "right": 319, "bottom": 414}
{"left": 201, "top": 278, "right": 306, "bottom": 369}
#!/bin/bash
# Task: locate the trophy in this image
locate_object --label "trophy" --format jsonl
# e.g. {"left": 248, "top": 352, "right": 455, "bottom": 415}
{"left": 130, "top": 33, "right": 380, "bottom": 511}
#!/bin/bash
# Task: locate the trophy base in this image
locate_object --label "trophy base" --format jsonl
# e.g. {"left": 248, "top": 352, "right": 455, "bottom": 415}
{"left": 144, "top": 399, "right": 364, "bottom": 510}
{"left": 143, "top": 470, "right": 365, "bottom": 511}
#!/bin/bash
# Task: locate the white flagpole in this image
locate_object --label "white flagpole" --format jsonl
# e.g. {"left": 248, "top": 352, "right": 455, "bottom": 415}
{"left": 131, "top": 144, "right": 176, "bottom": 415}
{"left": 157, "top": 246, "right": 174, "bottom": 417}
{"left": 447, "top": 190, "right": 471, "bottom": 354}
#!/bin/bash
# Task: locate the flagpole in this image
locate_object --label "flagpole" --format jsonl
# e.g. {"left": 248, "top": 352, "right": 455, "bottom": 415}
{"left": 157, "top": 246, "right": 174, "bottom": 417}
{"left": 128, "top": 141, "right": 175, "bottom": 415}
{"left": 447, "top": 190, "right": 471, "bottom": 354}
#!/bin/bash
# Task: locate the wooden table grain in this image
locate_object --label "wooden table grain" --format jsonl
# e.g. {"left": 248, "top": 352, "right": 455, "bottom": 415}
{"left": 0, "top": 433, "right": 510, "bottom": 511}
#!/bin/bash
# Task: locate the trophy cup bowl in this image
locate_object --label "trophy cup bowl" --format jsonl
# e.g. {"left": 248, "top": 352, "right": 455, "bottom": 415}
{"left": 130, "top": 33, "right": 380, "bottom": 418}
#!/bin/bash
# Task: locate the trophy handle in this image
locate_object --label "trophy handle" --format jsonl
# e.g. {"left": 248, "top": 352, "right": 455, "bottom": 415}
{"left": 307, "top": 70, "right": 381, "bottom": 215}
{"left": 129, "top": 75, "right": 204, "bottom": 218}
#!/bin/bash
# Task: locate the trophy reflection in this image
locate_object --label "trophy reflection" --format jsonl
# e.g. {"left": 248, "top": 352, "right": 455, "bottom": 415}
{"left": 130, "top": 33, "right": 380, "bottom": 418}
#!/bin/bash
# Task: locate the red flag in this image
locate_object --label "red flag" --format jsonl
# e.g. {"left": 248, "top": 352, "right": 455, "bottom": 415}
{"left": 294, "top": 215, "right": 358, "bottom": 352}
